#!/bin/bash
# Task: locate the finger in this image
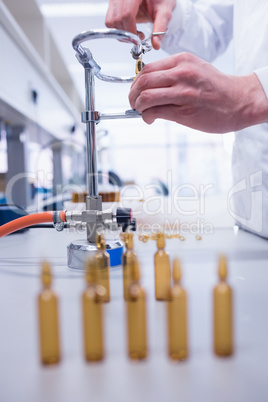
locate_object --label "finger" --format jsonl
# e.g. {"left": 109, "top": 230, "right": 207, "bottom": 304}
{"left": 105, "top": 0, "right": 140, "bottom": 34}
{"left": 142, "top": 105, "right": 205, "bottom": 132}
{"left": 131, "top": 55, "right": 179, "bottom": 88}
{"left": 133, "top": 87, "right": 183, "bottom": 113}
{"left": 136, "top": 7, "right": 153, "bottom": 24}
{"left": 142, "top": 105, "right": 185, "bottom": 124}
{"left": 151, "top": 7, "right": 173, "bottom": 49}
{"left": 121, "top": 2, "right": 139, "bottom": 34}
{"left": 129, "top": 70, "right": 175, "bottom": 108}
{"left": 105, "top": 0, "right": 119, "bottom": 28}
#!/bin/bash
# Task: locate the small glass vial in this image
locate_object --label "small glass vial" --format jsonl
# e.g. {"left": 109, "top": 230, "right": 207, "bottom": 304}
{"left": 38, "top": 261, "right": 61, "bottom": 365}
{"left": 122, "top": 232, "right": 137, "bottom": 301}
{"left": 167, "top": 259, "right": 188, "bottom": 360}
{"left": 213, "top": 255, "right": 233, "bottom": 356}
{"left": 127, "top": 259, "right": 148, "bottom": 360}
{"left": 82, "top": 259, "right": 106, "bottom": 362}
{"left": 135, "top": 56, "right": 143, "bottom": 75}
{"left": 95, "top": 233, "right": 110, "bottom": 302}
{"left": 154, "top": 232, "right": 171, "bottom": 300}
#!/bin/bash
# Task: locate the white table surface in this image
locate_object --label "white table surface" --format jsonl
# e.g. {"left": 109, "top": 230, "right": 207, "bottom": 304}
{"left": 0, "top": 225, "right": 268, "bottom": 402}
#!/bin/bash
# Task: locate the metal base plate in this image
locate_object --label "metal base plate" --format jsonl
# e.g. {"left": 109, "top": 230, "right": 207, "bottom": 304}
{"left": 67, "top": 239, "right": 124, "bottom": 270}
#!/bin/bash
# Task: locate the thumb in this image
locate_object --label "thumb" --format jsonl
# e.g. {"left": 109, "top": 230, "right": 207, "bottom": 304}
{"left": 151, "top": 8, "right": 172, "bottom": 50}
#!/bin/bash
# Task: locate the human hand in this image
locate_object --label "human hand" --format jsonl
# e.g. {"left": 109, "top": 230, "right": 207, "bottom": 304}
{"left": 129, "top": 52, "right": 268, "bottom": 133}
{"left": 105, "top": 0, "right": 176, "bottom": 50}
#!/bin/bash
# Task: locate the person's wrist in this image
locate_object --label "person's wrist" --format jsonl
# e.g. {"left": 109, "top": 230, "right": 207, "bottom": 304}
{"left": 234, "top": 73, "right": 268, "bottom": 129}
{"left": 246, "top": 73, "right": 268, "bottom": 125}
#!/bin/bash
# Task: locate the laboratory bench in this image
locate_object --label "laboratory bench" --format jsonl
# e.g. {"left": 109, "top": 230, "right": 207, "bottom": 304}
{"left": 0, "top": 224, "right": 268, "bottom": 402}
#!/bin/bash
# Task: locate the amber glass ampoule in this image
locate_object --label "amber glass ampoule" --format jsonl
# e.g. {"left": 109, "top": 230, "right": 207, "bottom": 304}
{"left": 213, "top": 255, "right": 233, "bottom": 357}
{"left": 122, "top": 232, "right": 137, "bottom": 301}
{"left": 95, "top": 233, "right": 110, "bottom": 302}
{"left": 135, "top": 56, "right": 143, "bottom": 76}
{"left": 82, "top": 259, "right": 106, "bottom": 362}
{"left": 38, "top": 261, "right": 61, "bottom": 365}
{"left": 127, "top": 259, "right": 148, "bottom": 360}
{"left": 154, "top": 232, "right": 171, "bottom": 300}
{"left": 167, "top": 259, "right": 188, "bottom": 360}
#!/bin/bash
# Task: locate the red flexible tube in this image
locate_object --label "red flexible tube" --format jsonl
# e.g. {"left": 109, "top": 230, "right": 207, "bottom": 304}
{"left": 0, "top": 212, "right": 54, "bottom": 238}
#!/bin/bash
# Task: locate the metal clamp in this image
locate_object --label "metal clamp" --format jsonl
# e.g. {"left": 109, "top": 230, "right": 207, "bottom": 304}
{"left": 72, "top": 29, "right": 143, "bottom": 82}
{"left": 81, "top": 109, "right": 141, "bottom": 123}
{"left": 81, "top": 111, "right": 100, "bottom": 123}
{"left": 52, "top": 211, "right": 65, "bottom": 231}
{"left": 138, "top": 31, "right": 168, "bottom": 54}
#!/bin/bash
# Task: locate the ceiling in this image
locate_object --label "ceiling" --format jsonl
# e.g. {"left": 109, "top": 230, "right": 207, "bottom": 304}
{"left": 35, "top": 0, "right": 167, "bottom": 112}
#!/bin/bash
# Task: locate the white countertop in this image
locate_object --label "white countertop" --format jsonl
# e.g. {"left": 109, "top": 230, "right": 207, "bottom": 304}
{"left": 0, "top": 225, "right": 268, "bottom": 402}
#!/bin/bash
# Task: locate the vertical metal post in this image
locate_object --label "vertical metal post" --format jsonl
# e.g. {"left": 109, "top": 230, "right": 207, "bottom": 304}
{"left": 84, "top": 66, "right": 102, "bottom": 243}
{"left": 85, "top": 66, "right": 98, "bottom": 197}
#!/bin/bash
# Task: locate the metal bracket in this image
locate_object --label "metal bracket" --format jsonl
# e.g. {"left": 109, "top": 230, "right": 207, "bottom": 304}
{"left": 81, "top": 109, "right": 141, "bottom": 123}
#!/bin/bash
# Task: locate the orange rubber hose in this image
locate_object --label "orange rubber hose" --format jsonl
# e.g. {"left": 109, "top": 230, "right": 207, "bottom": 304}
{"left": 0, "top": 212, "right": 54, "bottom": 238}
{"left": 60, "top": 210, "right": 66, "bottom": 222}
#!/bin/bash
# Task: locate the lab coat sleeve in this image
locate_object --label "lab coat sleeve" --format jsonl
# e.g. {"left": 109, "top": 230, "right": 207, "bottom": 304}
{"left": 161, "top": 0, "right": 233, "bottom": 62}
{"left": 254, "top": 67, "right": 268, "bottom": 102}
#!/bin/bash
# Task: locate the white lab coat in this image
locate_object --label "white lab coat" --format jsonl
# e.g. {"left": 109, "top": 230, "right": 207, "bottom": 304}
{"left": 162, "top": 0, "right": 268, "bottom": 238}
